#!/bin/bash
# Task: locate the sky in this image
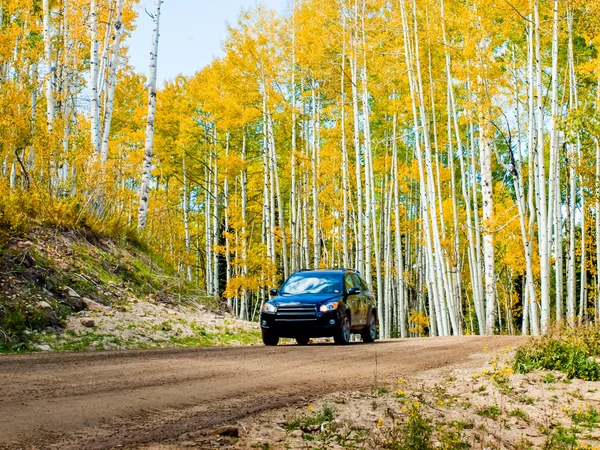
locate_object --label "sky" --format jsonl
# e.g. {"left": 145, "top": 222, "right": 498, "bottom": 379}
{"left": 125, "top": 0, "right": 286, "bottom": 86}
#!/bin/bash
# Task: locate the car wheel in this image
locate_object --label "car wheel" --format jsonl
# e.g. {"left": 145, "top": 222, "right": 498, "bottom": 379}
{"left": 296, "top": 335, "right": 310, "bottom": 346}
{"left": 262, "top": 330, "right": 279, "bottom": 346}
{"left": 361, "top": 311, "right": 377, "bottom": 343}
{"left": 334, "top": 312, "right": 351, "bottom": 345}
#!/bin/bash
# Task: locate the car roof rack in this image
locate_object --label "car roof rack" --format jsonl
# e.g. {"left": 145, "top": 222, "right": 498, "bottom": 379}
{"left": 296, "top": 267, "right": 359, "bottom": 273}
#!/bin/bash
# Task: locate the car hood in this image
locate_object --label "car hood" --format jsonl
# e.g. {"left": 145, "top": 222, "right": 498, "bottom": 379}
{"left": 272, "top": 294, "right": 342, "bottom": 305}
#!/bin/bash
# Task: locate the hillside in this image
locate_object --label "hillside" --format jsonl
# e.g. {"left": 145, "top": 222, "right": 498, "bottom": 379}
{"left": 0, "top": 227, "right": 260, "bottom": 353}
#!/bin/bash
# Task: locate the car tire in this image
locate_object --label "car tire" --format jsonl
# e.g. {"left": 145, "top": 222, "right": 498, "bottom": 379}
{"left": 262, "top": 330, "right": 279, "bottom": 346}
{"left": 296, "top": 336, "right": 310, "bottom": 346}
{"left": 334, "top": 312, "right": 351, "bottom": 345}
{"left": 361, "top": 311, "right": 377, "bottom": 343}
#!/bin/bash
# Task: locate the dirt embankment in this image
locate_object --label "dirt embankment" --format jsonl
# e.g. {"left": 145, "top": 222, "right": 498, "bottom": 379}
{"left": 0, "top": 335, "right": 525, "bottom": 450}
{"left": 0, "top": 227, "right": 258, "bottom": 352}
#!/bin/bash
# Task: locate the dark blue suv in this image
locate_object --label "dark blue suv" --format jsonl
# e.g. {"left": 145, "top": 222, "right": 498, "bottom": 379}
{"left": 260, "top": 269, "right": 378, "bottom": 346}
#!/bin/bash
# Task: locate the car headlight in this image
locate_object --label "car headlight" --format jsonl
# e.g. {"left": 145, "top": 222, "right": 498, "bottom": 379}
{"left": 262, "top": 302, "right": 277, "bottom": 313}
{"left": 319, "top": 302, "right": 339, "bottom": 313}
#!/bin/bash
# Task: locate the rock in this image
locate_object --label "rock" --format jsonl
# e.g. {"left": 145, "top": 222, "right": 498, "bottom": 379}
{"left": 37, "top": 345, "right": 51, "bottom": 351}
{"left": 83, "top": 297, "right": 104, "bottom": 311}
{"left": 65, "top": 297, "right": 85, "bottom": 312}
{"left": 66, "top": 287, "right": 80, "bottom": 298}
{"left": 291, "top": 429, "right": 303, "bottom": 438}
{"left": 80, "top": 318, "right": 95, "bottom": 328}
{"left": 215, "top": 426, "right": 239, "bottom": 437}
{"left": 37, "top": 301, "right": 53, "bottom": 309}
{"left": 301, "top": 424, "right": 320, "bottom": 433}
{"left": 180, "top": 442, "right": 196, "bottom": 447}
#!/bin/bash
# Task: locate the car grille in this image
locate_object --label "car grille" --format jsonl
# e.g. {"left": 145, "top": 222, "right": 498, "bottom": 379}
{"left": 275, "top": 304, "right": 317, "bottom": 322}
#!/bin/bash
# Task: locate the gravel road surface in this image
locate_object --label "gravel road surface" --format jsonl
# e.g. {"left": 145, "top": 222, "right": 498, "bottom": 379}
{"left": 0, "top": 336, "right": 525, "bottom": 449}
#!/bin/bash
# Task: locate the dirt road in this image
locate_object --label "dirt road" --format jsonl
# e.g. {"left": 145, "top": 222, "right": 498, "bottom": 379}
{"left": 0, "top": 336, "right": 525, "bottom": 449}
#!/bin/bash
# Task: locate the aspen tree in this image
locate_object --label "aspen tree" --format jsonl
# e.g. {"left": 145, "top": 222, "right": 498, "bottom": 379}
{"left": 138, "top": 0, "right": 162, "bottom": 230}
{"left": 212, "top": 129, "right": 220, "bottom": 298}
{"left": 350, "top": 10, "right": 364, "bottom": 275}
{"left": 183, "top": 151, "right": 192, "bottom": 281}
{"left": 100, "top": 0, "right": 125, "bottom": 163}
{"left": 42, "top": 0, "right": 55, "bottom": 134}
{"left": 341, "top": 7, "right": 350, "bottom": 269}
{"left": 548, "top": 0, "right": 560, "bottom": 323}
{"left": 89, "top": 0, "right": 100, "bottom": 154}
{"left": 290, "top": 0, "right": 298, "bottom": 272}
{"left": 533, "top": 0, "right": 550, "bottom": 332}
{"left": 526, "top": 15, "right": 540, "bottom": 335}
{"left": 311, "top": 83, "right": 320, "bottom": 268}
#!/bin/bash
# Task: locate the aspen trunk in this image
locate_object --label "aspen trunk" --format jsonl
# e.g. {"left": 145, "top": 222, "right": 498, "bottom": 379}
{"left": 268, "top": 114, "right": 289, "bottom": 279}
{"left": 137, "top": 0, "right": 161, "bottom": 230}
{"left": 42, "top": 0, "right": 55, "bottom": 133}
{"left": 548, "top": 0, "right": 560, "bottom": 324}
{"left": 240, "top": 131, "right": 249, "bottom": 320}
{"left": 290, "top": 2, "right": 298, "bottom": 272}
{"left": 392, "top": 110, "right": 407, "bottom": 337}
{"left": 480, "top": 126, "right": 495, "bottom": 335}
{"left": 183, "top": 152, "right": 192, "bottom": 282}
{"left": 350, "top": 49, "right": 364, "bottom": 274}
{"left": 89, "top": 0, "right": 100, "bottom": 154}
{"left": 224, "top": 133, "right": 232, "bottom": 306}
{"left": 311, "top": 84, "right": 320, "bottom": 268}
{"left": 534, "top": 0, "right": 550, "bottom": 333}
{"left": 212, "top": 129, "right": 220, "bottom": 299}
{"left": 100, "top": 0, "right": 125, "bottom": 163}
{"left": 341, "top": 19, "right": 350, "bottom": 269}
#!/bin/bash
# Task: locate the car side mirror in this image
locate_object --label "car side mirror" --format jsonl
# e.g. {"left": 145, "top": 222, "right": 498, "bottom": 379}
{"left": 348, "top": 287, "right": 361, "bottom": 295}
{"left": 269, "top": 288, "right": 278, "bottom": 296}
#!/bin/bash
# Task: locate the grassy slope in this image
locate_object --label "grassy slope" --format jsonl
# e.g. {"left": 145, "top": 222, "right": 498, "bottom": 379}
{"left": 0, "top": 226, "right": 259, "bottom": 352}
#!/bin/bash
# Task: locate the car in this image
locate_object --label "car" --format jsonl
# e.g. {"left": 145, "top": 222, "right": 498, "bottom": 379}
{"left": 260, "top": 268, "right": 378, "bottom": 346}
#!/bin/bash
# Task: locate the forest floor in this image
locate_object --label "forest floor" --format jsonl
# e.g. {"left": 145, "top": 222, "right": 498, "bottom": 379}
{"left": 0, "top": 335, "right": 536, "bottom": 450}
{"left": 0, "top": 226, "right": 260, "bottom": 352}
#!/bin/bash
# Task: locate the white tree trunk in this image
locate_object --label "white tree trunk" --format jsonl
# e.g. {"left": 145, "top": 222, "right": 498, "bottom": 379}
{"left": 480, "top": 127, "right": 495, "bottom": 335}
{"left": 534, "top": 0, "right": 550, "bottom": 333}
{"left": 42, "top": 0, "right": 55, "bottom": 133}
{"left": 100, "top": 0, "right": 125, "bottom": 163}
{"left": 89, "top": 0, "right": 100, "bottom": 154}
{"left": 183, "top": 152, "right": 192, "bottom": 282}
{"left": 137, "top": 0, "right": 161, "bottom": 230}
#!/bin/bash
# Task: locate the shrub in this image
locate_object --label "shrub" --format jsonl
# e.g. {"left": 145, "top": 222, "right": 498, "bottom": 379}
{"left": 513, "top": 325, "right": 600, "bottom": 381}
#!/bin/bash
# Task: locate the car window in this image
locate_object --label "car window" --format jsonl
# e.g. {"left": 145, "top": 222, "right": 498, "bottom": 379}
{"left": 352, "top": 273, "right": 368, "bottom": 291}
{"left": 345, "top": 275, "right": 355, "bottom": 292}
{"left": 280, "top": 273, "right": 343, "bottom": 295}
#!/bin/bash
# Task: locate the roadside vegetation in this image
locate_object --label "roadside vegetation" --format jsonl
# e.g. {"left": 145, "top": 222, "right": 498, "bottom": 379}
{"left": 514, "top": 325, "right": 600, "bottom": 381}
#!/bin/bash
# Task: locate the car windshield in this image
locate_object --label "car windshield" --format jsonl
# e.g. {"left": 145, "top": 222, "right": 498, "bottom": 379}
{"left": 280, "top": 273, "right": 343, "bottom": 295}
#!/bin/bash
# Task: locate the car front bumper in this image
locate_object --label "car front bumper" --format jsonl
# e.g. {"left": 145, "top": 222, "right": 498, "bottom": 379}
{"left": 260, "top": 309, "right": 341, "bottom": 338}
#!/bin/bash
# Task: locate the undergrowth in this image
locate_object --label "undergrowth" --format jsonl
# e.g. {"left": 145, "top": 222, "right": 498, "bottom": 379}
{"left": 513, "top": 325, "right": 600, "bottom": 380}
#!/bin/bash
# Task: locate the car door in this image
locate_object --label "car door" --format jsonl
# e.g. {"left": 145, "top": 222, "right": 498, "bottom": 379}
{"left": 344, "top": 274, "right": 360, "bottom": 327}
{"left": 352, "top": 273, "right": 371, "bottom": 325}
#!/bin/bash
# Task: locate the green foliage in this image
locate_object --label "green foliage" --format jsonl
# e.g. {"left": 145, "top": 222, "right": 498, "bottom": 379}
{"left": 0, "top": 298, "right": 68, "bottom": 352}
{"left": 436, "top": 429, "right": 470, "bottom": 450}
{"left": 508, "top": 408, "right": 530, "bottom": 423}
{"left": 542, "top": 373, "right": 557, "bottom": 384}
{"left": 513, "top": 326, "right": 600, "bottom": 381}
{"left": 285, "top": 405, "right": 335, "bottom": 432}
{"left": 570, "top": 406, "right": 600, "bottom": 430}
{"left": 382, "top": 404, "right": 433, "bottom": 450}
{"left": 541, "top": 425, "right": 578, "bottom": 450}
{"left": 475, "top": 405, "right": 500, "bottom": 420}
